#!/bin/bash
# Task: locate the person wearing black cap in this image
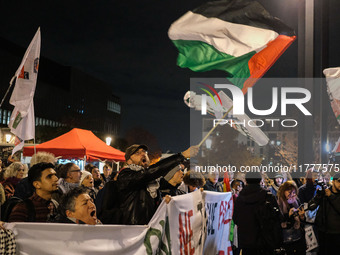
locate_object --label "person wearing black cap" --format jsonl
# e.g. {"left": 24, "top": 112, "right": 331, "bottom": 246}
{"left": 100, "top": 144, "right": 198, "bottom": 225}
{"left": 308, "top": 172, "right": 340, "bottom": 255}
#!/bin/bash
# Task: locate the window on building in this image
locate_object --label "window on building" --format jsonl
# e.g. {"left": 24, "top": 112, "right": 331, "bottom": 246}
{"left": 3, "top": 110, "right": 7, "bottom": 124}
{"left": 7, "top": 110, "right": 11, "bottom": 124}
{"left": 107, "top": 101, "right": 121, "bottom": 114}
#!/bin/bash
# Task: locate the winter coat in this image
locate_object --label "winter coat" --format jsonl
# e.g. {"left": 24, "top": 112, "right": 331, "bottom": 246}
{"left": 309, "top": 188, "right": 340, "bottom": 234}
{"left": 101, "top": 153, "right": 185, "bottom": 225}
{"left": 233, "top": 184, "right": 277, "bottom": 249}
{"left": 298, "top": 182, "right": 317, "bottom": 204}
{"left": 2, "top": 177, "right": 21, "bottom": 199}
{"left": 203, "top": 179, "right": 223, "bottom": 192}
{"left": 14, "top": 177, "right": 33, "bottom": 200}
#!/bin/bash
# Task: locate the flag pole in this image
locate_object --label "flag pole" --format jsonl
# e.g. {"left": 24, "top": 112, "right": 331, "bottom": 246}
{"left": 198, "top": 106, "right": 233, "bottom": 147}
{"left": 0, "top": 76, "right": 16, "bottom": 108}
{"left": 33, "top": 138, "right": 36, "bottom": 155}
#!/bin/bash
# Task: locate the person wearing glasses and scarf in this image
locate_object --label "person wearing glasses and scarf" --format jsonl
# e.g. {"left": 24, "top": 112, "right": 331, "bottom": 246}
{"left": 57, "top": 163, "right": 81, "bottom": 194}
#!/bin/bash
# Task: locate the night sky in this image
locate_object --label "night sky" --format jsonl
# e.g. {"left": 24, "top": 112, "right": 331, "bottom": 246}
{"left": 0, "top": 0, "right": 339, "bottom": 152}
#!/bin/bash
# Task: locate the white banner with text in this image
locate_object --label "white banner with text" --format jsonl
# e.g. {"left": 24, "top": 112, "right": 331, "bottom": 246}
{"left": 5, "top": 191, "right": 233, "bottom": 255}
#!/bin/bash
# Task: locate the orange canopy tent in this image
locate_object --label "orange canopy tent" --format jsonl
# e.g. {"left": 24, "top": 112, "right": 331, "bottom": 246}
{"left": 23, "top": 128, "right": 125, "bottom": 161}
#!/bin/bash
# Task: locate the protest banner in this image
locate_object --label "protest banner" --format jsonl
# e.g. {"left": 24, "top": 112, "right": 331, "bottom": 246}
{"left": 5, "top": 191, "right": 233, "bottom": 255}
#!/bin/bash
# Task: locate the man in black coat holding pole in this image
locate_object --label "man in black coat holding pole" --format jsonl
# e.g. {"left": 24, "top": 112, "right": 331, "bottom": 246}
{"left": 100, "top": 144, "right": 198, "bottom": 225}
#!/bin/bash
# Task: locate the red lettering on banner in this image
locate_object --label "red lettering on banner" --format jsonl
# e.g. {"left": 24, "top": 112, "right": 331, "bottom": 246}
{"left": 18, "top": 66, "right": 25, "bottom": 79}
{"left": 217, "top": 245, "right": 232, "bottom": 255}
{"left": 218, "top": 201, "right": 231, "bottom": 230}
{"left": 179, "top": 210, "right": 194, "bottom": 255}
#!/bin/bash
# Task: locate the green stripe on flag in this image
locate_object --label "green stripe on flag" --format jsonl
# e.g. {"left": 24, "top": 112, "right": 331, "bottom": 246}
{"left": 172, "top": 40, "right": 255, "bottom": 89}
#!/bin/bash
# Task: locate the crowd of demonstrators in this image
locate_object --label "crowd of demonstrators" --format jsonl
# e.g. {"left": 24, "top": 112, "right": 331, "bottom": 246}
{"left": 3, "top": 144, "right": 340, "bottom": 255}
{"left": 231, "top": 168, "right": 340, "bottom": 255}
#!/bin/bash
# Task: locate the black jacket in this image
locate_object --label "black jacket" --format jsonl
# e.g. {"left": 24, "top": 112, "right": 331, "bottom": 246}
{"left": 13, "top": 177, "right": 33, "bottom": 200}
{"left": 309, "top": 188, "right": 340, "bottom": 234}
{"left": 101, "top": 153, "right": 185, "bottom": 225}
{"left": 233, "top": 184, "right": 277, "bottom": 249}
{"left": 298, "top": 182, "right": 317, "bottom": 204}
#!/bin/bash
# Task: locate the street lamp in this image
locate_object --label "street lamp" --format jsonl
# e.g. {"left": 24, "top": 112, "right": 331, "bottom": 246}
{"left": 325, "top": 142, "right": 331, "bottom": 153}
{"left": 5, "top": 134, "right": 11, "bottom": 143}
{"left": 105, "top": 137, "right": 112, "bottom": 146}
{"left": 205, "top": 138, "right": 212, "bottom": 150}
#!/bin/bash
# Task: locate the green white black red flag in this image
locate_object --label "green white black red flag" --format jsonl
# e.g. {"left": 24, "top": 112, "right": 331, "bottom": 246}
{"left": 169, "top": 0, "right": 296, "bottom": 93}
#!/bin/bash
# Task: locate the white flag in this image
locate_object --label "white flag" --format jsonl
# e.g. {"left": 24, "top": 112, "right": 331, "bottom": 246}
{"left": 8, "top": 28, "right": 40, "bottom": 148}
{"left": 323, "top": 67, "right": 340, "bottom": 125}
{"left": 184, "top": 90, "right": 269, "bottom": 146}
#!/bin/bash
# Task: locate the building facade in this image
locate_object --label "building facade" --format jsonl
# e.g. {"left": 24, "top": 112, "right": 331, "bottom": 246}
{"left": 0, "top": 37, "right": 121, "bottom": 157}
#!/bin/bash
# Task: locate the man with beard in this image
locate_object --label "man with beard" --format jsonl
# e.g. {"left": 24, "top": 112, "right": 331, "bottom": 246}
{"left": 8, "top": 162, "right": 59, "bottom": 222}
{"left": 308, "top": 172, "right": 340, "bottom": 255}
{"left": 100, "top": 144, "right": 198, "bottom": 225}
{"left": 266, "top": 173, "right": 284, "bottom": 197}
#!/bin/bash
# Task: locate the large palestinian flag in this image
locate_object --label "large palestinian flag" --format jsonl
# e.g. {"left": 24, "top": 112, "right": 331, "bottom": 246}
{"left": 168, "top": 0, "right": 296, "bottom": 93}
